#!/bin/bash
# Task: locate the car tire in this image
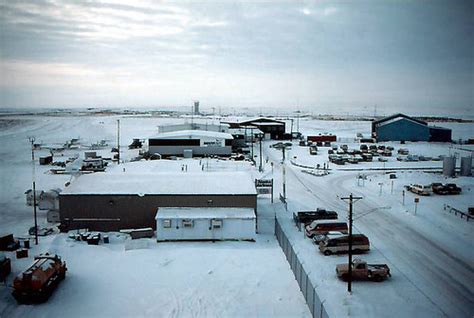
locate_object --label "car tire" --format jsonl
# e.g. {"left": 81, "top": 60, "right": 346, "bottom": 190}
{"left": 324, "top": 250, "right": 332, "bottom": 256}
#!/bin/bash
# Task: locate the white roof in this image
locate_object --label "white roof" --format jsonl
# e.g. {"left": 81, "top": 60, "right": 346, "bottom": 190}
{"left": 151, "top": 130, "right": 233, "bottom": 140}
{"left": 61, "top": 172, "right": 257, "bottom": 195}
{"left": 378, "top": 116, "right": 425, "bottom": 128}
{"left": 250, "top": 121, "right": 284, "bottom": 126}
{"left": 156, "top": 207, "right": 256, "bottom": 219}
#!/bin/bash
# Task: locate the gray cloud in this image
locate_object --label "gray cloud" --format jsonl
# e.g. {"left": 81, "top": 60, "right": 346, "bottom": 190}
{"left": 0, "top": 0, "right": 472, "bottom": 115}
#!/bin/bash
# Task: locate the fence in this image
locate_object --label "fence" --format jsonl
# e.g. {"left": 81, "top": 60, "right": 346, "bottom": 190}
{"left": 275, "top": 219, "right": 329, "bottom": 318}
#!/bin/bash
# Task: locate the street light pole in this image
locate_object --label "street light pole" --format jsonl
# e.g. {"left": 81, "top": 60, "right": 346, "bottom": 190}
{"left": 341, "top": 194, "right": 363, "bottom": 293}
{"left": 117, "top": 119, "right": 120, "bottom": 164}
{"left": 28, "top": 136, "right": 38, "bottom": 245}
{"left": 259, "top": 135, "right": 263, "bottom": 172}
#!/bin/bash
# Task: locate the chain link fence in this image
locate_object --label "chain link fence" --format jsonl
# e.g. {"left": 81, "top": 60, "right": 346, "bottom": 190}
{"left": 275, "top": 219, "right": 329, "bottom": 318}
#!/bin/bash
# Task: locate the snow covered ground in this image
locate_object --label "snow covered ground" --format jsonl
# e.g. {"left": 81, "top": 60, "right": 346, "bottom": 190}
{"left": 1, "top": 234, "right": 309, "bottom": 318}
{"left": 0, "top": 115, "right": 310, "bottom": 318}
{"left": 0, "top": 113, "right": 473, "bottom": 317}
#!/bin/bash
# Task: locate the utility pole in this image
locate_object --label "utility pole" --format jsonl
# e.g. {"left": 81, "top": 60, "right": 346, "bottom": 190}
{"left": 259, "top": 135, "right": 263, "bottom": 172}
{"left": 117, "top": 119, "right": 120, "bottom": 164}
{"left": 28, "top": 136, "right": 38, "bottom": 245}
{"left": 340, "top": 194, "right": 363, "bottom": 293}
{"left": 251, "top": 130, "right": 254, "bottom": 163}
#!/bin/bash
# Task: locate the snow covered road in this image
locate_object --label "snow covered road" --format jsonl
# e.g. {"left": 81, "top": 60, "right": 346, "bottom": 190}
{"left": 264, "top": 141, "right": 474, "bottom": 317}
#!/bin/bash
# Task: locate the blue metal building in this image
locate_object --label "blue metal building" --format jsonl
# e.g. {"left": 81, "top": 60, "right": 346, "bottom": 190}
{"left": 372, "top": 113, "right": 452, "bottom": 142}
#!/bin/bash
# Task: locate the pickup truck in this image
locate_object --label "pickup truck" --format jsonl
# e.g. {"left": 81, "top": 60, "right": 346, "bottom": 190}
{"left": 293, "top": 209, "right": 338, "bottom": 226}
{"left": 336, "top": 259, "right": 391, "bottom": 282}
{"left": 432, "top": 183, "right": 462, "bottom": 195}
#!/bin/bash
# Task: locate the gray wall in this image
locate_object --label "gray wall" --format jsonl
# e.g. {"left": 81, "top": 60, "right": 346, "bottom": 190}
{"left": 149, "top": 145, "right": 232, "bottom": 156}
{"left": 60, "top": 194, "right": 257, "bottom": 231}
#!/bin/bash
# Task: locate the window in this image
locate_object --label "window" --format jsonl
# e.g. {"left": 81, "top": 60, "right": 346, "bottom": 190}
{"left": 182, "top": 219, "right": 194, "bottom": 228}
{"left": 211, "top": 219, "right": 222, "bottom": 229}
{"left": 163, "top": 219, "right": 172, "bottom": 228}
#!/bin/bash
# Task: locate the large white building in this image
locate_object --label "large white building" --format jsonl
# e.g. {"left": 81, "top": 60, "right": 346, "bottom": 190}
{"left": 148, "top": 130, "right": 234, "bottom": 157}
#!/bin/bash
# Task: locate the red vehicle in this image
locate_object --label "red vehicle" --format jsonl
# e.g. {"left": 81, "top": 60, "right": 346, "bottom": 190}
{"left": 307, "top": 135, "right": 337, "bottom": 143}
{"left": 12, "top": 253, "right": 67, "bottom": 303}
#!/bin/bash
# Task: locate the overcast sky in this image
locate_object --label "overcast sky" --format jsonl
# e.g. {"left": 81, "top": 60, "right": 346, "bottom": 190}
{"left": 0, "top": 0, "right": 472, "bottom": 115}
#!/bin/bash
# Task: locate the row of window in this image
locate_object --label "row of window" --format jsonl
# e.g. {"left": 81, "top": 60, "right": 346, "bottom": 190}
{"left": 162, "top": 219, "right": 223, "bottom": 229}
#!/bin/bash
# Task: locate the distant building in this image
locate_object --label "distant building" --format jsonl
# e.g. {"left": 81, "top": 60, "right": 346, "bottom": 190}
{"left": 194, "top": 101, "right": 200, "bottom": 115}
{"left": 372, "top": 113, "right": 452, "bottom": 142}
{"left": 157, "top": 123, "right": 229, "bottom": 134}
{"left": 222, "top": 117, "right": 286, "bottom": 140}
{"left": 228, "top": 126, "right": 264, "bottom": 149}
{"left": 59, "top": 172, "right": 257, "bottom": 232}
{"left": 148, "top": 130, "right": 233, "bottom": 157}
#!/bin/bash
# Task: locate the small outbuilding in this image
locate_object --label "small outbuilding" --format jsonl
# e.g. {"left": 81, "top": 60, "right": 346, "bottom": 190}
{"left": 155, "top": 207, "right": 256, "bottom": 241}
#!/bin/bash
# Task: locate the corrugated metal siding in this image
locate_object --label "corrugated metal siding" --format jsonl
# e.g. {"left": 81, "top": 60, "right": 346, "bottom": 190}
{"left": 376, "top": 118, "right": 429, "bottom": 141}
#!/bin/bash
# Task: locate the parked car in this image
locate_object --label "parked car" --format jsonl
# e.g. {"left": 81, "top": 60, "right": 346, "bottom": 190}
{"left": 29, "top": 227, "right": 55, "bottom": 236}
{"left": 378, "top": 157, "right": 388, "bottom": 162}
{"left": 336, "top": 259, "right": 391, "bottom": 282}
{"left": 408, "top": 184, "right": 431, "bottom": 196}
{"left": 312, "top": 231, "right": 345, "bottom": 244}
{"left": 305, "top": 221, "right": 348, "bottom": 238}
{"left": 361, "top": 153, "right": 373, "bottom": 162}
{"left": 293, "top": 209, "right": 338, "bottom": 225}
{"left": 309, "top": 146, "right": 318, "bottom": 155}
{"left": 397, "top": 148, "right": 409, "bottom": 155}
{"left": 445, "top": 183, "right": 462, "bottom": 194}
{"left": 319, "top": 234, "right": 370, "bottom": 256}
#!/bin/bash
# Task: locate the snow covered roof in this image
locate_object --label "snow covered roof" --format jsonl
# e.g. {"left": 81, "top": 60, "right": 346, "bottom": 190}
{"left": 61, "top": 172, "right": 257, "bottom": 195}
{"left": 377, "top": 116, "right": 425, "bottom": 128}
{"left": 249, "top": 121, "right": 285, "bottom": 126}
{"left": 150, "top": 130, "right": 233, "bottom": 140}
{"left": 374, "top": 113, "right": 427, "bottom": 127}
{"left": 156, "top": 207, "right": 256, "bottom": 219}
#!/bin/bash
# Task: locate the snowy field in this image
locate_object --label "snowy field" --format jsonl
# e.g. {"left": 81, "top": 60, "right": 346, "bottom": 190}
{"left": 0, "top": 113, "right": 473, "bottom": 317}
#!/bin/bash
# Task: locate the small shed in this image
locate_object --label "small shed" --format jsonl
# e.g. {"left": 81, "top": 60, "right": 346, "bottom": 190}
{"left": 155, "top": 207, "right": 256, "bottom": 241}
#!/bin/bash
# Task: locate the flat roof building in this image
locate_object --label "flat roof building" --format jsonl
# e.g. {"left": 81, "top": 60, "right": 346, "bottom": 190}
{"left": 148, "top": 130, "right": 234, "bottom": 157}
{"left": 60, "top": 172, "right": 257, "bottom": 232}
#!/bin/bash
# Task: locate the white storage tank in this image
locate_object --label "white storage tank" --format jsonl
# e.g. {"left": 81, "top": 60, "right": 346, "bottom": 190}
{"left": 443, "top": 156, "right": 456, "bottom": 177}
{"left": 460, "top": 156, "right": 472, "bottom": 176}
